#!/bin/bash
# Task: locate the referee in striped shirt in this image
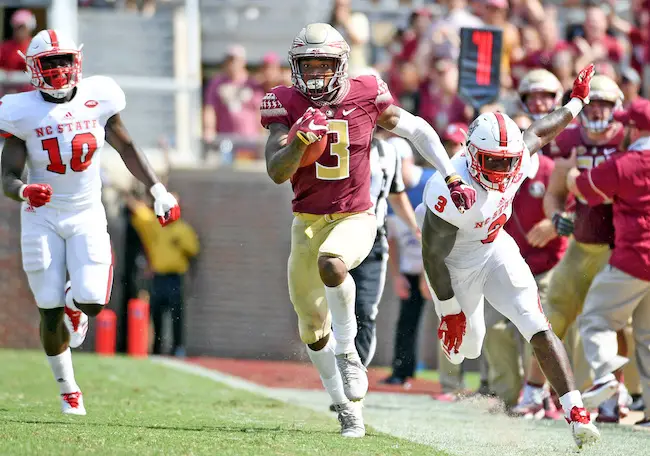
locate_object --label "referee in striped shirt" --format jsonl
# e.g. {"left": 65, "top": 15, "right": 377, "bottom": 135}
{"left": 352, "top": 131, "right": 420, "bottom": 367}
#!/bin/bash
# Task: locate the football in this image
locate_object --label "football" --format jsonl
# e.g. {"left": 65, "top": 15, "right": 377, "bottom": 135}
{"left": 287, "top": 123, "right": 329, "bottom": 168}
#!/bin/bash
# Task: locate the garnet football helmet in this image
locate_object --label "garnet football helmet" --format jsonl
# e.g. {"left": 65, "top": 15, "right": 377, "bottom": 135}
{"left": 579, "top": 75, "right": 623, "bottom": 133}
{"left": 20, "top": 29, "right": 83, "bottom": 99}
{"left": 465, "top": 112, "right": 525, "bottom": 192}
{"left": 288, "top": 23, "right": 349, "bottom": 101}
{"left": 518, "top": 69, "right": 563, "bottom": 120}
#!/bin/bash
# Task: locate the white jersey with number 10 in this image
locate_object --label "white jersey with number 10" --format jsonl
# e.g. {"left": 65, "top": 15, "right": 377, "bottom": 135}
{"left": 0, "top": 75, "right": 125, "bottom": 210}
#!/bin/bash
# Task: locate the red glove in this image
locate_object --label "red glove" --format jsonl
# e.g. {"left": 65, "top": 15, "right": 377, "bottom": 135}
{"left": 438, "top": 311, "right": 467, "bottom": 354}
{"left": 292, "top": 107, "right": 328, "bottom": 145}
{"left": 571, "top": 63, "right": 595, "bottom": 104}
{"left": 446, "top": 174, "right": 476, "bottom": 214}
{"left": 21, "top": 183, "right": 52, "bottom": 207}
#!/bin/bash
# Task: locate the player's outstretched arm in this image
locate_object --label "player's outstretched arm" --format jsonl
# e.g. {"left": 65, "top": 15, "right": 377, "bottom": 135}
{"left": 377, "top": 105, "right": 476, "bottom": 213}
{"left": 523, "top": 63, "right": 594, "bottom": 155}
{"left": 421, "top": 207, "right": 458, "bottom": 304}
{"left": 377, "top": 105, "right": 456, "bottom": 179}
{"left": 264, "top": 123, "right": 307, "bottom": 184}
{"left": 106, "top": 114, "right": 180, "bottom": 226}
{"left": 1, "top": 136, "right": 28, "bottom": 202}
{"left": 105, "top": 114, "right": 160, "bottom": 188}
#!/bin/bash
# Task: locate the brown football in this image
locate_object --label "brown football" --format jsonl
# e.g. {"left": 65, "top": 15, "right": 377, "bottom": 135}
{"left": 287, "top": 123, "right": 329, "bottom": 168}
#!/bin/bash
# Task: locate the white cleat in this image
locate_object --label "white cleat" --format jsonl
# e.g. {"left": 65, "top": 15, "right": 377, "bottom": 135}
{"left": 333, "top": 401, "right": 365, "bottom": 438}
{"left": 61, "top": 391, "right": 86, "bottom": 416}
{"left": 336, "top": 352, "right": 368, "bottom": 401}
{"left": 582, "top": 375, "right": 619, "bottom": 410}
{"left": 566, "top": 406, "right": 600, "bottom": 449}
{"left": 63, "top": 281, "right": 88, "bottom": 349}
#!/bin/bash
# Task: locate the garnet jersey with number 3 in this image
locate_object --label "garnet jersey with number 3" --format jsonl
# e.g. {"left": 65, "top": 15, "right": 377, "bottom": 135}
{"left": 0, "top": 76, "right": 125, "bottom": 210}
{"left": 260, "top": 75, "right": 394, "bottom": 214}
{"left": 546, "top": 122, "right": 625, "bottom": 245}
{"left": 421, "top": 150, "right": 531, "bottom": 269}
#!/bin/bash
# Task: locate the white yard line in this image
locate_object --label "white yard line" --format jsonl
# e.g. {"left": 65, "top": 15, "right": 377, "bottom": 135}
{"left": 154, "top": 357, "right": 649, "bottom": 456}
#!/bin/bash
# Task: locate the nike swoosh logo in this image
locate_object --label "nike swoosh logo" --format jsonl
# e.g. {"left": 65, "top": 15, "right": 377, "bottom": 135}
{"left": 307, "top": 120, "right": 326, "bottom": 131}
{"left": 342, "top": 107, "right": 357, "bottom": 116}
{"left": 603, "top": 148, "right": 617, "bottom": 155}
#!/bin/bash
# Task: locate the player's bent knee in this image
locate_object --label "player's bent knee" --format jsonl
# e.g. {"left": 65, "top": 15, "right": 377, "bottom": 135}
{"left": 317, "top": 255, "right": 347, "bottom": 287}
{"left": 76, "top": 303, "right": 104, "bottom": 317}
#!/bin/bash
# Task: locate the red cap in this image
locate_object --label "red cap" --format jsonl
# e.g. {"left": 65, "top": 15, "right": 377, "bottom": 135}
{"left": 614, "top": 98, "right": 650, "bottom": 131}
{"left": 442, "top": 123, "right": 468, "bottom": 143}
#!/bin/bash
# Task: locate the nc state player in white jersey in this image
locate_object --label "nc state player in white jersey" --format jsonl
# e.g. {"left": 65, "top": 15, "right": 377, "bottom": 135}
{"left": 418, "top": 65, "right": 601, "bottom": 449}
{"left": 0, "top": 30, "right": 180, "bottom": 415}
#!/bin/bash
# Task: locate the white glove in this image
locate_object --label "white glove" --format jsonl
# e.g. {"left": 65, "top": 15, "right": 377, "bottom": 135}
{"left": 150, "top": 183, "right": 181, "bottom": 226}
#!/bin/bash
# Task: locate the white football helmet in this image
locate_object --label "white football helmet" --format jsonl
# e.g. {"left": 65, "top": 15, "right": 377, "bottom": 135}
{"left": 20, "top": 29, "right": 83, "bottom": 99}
{"left": 580, "top": 75, "right": 624, "bottom": 133}
{"left": 288, "top": 23, "right": 349, "bottom": 101}
{"left": 518, "top": 69, "right": 563, "bottom": 120}
{"left": 465, "top": 112, "right": 524, "bottom": 192}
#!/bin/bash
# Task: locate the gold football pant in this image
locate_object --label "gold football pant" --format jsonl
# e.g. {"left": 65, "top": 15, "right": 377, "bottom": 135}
{"left": 288, "top": 211, "right": 376, "bottom": 345}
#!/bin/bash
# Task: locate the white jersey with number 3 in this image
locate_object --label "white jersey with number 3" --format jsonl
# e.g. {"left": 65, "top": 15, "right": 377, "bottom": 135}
{"left": 0, "top": 76, "right": 125, "bottom": 210}
{"left": 421, "top": 150, "right": 531, "bottom": 270}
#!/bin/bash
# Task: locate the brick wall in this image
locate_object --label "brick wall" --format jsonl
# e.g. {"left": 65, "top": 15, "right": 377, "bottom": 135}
{"left": 0, "top": 167, "right": 452, "bottom": 370}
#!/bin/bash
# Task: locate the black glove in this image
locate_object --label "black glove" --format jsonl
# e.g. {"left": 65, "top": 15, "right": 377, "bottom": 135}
{"left": 552, "top": 211, "right": 575, "bottom": 236}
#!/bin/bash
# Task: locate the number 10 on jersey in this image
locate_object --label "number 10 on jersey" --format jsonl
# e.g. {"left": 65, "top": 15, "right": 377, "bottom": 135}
{"left": 43, "top": 133, "right": 98, "bottom": 174}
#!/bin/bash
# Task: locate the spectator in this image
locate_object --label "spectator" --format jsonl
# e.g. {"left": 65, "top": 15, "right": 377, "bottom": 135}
{"left": 0, "top": 9, "right": 36, "bottom": 72}
{"left": 418, "top": 58, "right": 472, "bottom": 134}
{"left": 328, "top": 0, "right": 370, "bottom": 75}
{"left": 128, "top": 194, "right": 200, "bottom": 356}
{"left": 203, "top": 45, "right": 264, "bottom": 146}
{"left": 256, "top": 52, "right": 285, "bottom": 94}
{"left": 573, "top": 5, "right": 624, "bottom": 74}
{"left": 421, "top": 0, "right": 482, "bottom": 62}
{"left": 621, "top": 67, "right": 642, "bottom": 108}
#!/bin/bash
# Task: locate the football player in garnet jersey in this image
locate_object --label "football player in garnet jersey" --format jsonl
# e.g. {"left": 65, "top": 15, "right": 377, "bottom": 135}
{"left": 517, "top": 75, "right": 631, "bottom": 421}
{"left": 0, "top": 30, "right": 180, "bottom": 416}
{"left": 260, "top": 23, "right": 475, "bottom": 438}
{"left": 418, "top": 64, "right": 601, "bottom": 449}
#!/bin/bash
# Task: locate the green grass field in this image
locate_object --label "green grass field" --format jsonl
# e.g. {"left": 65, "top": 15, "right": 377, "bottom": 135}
{"left": 0, "top": 349, "right": 446, "bottom": 456}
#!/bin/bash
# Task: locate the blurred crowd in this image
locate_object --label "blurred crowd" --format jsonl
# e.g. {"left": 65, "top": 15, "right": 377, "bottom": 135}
{"left": 201, "top": 0, "right": 648, "bottom": 161}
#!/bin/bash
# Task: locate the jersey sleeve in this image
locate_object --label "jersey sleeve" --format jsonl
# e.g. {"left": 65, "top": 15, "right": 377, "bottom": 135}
{"left": 423, "top": 172, "right": 466, "bottom": 228}
{"left": 260, "top": 90, "right": 291, "bottom": 129}
{"left": 374, "top": 75, "right": 394, "bottom": 114}
{"left": 93, "top": 75, "right": 126, "bottom": 117}
{"left": 0, "top": 96, "right": 24, "bottom": 139}
{"left": 574, "top": 158, "right": 619, "bottom": 206}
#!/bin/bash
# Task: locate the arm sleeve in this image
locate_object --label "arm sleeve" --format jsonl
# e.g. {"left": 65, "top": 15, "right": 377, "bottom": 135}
{"left": 574, "top": 159, "right": 619, "bottom": 206}
{"left": 260, "top": 91, "right": 291, "bottom": 129}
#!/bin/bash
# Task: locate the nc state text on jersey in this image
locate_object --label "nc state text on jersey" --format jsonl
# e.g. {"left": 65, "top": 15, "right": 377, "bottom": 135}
{"left": 34, "top": 120, "right": 100, "bottom": 137}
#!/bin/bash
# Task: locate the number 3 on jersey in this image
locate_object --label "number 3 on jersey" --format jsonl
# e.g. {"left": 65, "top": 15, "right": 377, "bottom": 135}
{"left": 316, "top": 119, "right": 350, "bottom": 180}
{"left": 43, "top": 133, "right": 98, "bottom": 174}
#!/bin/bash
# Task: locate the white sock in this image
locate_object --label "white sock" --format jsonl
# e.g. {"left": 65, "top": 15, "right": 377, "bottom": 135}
{"left": 307, "top": 338, "right": 348, "bottom": 405}
{"left": 65, "top": 287, "right": 80, "bottom": 312}
{"left": 47, "top": 348, "right": 79, "bottom": 394}
{"left": 325, "top": 274, "right": 357, "bottom": 355}
{"left": 560, "top": 390, "right": 584, "bottom": 417}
